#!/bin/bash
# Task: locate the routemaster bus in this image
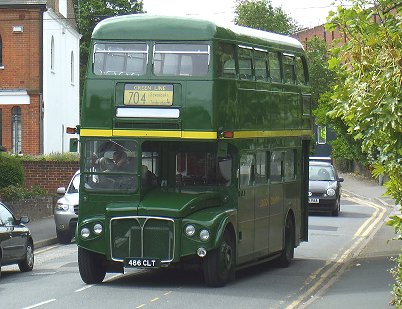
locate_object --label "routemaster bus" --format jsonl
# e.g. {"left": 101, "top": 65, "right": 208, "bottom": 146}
{"left": 75, "top": 14, "right": 312, "bottom": 287}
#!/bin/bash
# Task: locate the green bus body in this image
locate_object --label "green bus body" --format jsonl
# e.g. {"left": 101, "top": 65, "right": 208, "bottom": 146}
{"left": 76, "top": 14, "right": 312, "bottom": 287}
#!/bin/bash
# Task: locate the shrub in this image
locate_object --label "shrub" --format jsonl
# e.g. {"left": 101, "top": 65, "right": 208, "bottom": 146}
{"left": 0, "top": 153, "right": 24, "bottom": 189}
{"left": 22, "top": 152, "right": 79, "bottom": 162}
{"left": 0, "top": 185, "right": 47, "bottom": 201}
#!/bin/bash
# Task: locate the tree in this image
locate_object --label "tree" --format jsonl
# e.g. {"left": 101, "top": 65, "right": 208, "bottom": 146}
{"left": 234, "top": 0, "right": 299, "bottom": 34}
{"left": 309, "top": 37, "right": 367, "bottom": 166}
{"left": 326, "top": 0, "right": 402, "bottom": 304}
{"left": 72, "top": 0, "right": 144, "bottom": 91}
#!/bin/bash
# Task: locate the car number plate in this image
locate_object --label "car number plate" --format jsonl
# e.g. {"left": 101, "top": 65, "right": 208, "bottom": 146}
{"left": 124, "top": 258, "right": 160, "bottom": 268}
{"left": 309, "top": 198, "right": 319, "bottom": 203}
{"left": 124, "top": 84, "right": 173, "bottom": 106}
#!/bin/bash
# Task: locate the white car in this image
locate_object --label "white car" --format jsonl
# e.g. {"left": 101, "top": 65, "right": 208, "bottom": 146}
{"left": 54, "top": 170, "right": 79, "bottom": 244}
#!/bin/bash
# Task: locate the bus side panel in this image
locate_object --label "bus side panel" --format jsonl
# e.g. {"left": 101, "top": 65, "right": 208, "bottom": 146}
{"left": 301, "top": 139, "right": 310, "bottom": 241}
{"left": 182, "top": 81, "right": 214, "bottom": 130}
{"left": 268, "top": 182, "right": 284, "bottom": 253}
{"left": 81, "top": 80, "right": 115, "bottom": 128}
{"left": 213, "top": 79, "right": 239, "bottom": 129}
{"left": 255, "top": 82, "right": 284, "bottom": 130}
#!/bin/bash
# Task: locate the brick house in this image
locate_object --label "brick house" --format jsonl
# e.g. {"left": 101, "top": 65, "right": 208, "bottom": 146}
{"left": 0, "top": 0, "right": 80, "bottom": 155}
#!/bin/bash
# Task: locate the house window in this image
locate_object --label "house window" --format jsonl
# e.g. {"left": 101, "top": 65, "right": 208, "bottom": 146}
{"left": 0, "top": 34, "right": 3, "bottom": 67}
{"left": 11, "top": 106, "right": 22, "bottom": 154}
{"left": 71, "top": 51, "right": 74, "bottom": 83}
{"left": 51, "top": 36, "right": 55, "bottom": 71}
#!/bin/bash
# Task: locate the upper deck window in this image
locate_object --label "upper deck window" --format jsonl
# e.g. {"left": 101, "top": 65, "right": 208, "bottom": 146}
{"left": 93, "top": 43, "right": 148, "bottom": 76}
{"left": 238, "top": 47, "right": 253, "bottom": 80}
{"left": 153, "top": 43, "right": 209, "bottom": 76}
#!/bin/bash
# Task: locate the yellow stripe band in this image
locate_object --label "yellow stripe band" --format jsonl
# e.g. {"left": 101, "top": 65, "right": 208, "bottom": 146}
{"left": 79, "top": 129, "right": 311, "bottom": 139}
{"left": 80, "top": 129, "right": 113, "bottom": 137}
{"left": 233, "top": 129, "right": 312, "bottom": 138}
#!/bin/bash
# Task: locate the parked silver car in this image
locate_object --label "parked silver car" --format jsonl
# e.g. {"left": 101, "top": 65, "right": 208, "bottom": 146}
{"left": 54, "top": 170, "right": 79, "bottom": 244}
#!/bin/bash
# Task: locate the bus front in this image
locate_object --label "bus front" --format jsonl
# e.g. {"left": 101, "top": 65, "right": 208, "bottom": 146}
{"left": 76, "top": 15, "right": 237, "bottom": 286}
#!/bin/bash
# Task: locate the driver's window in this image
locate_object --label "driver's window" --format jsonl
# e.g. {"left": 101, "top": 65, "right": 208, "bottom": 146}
{"left": 0, "top": 204, "right": 15, "bottom": 226}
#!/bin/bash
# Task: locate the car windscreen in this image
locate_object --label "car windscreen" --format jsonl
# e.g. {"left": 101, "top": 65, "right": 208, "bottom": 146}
{"left": 309, "top": 165, "right": 335, "bottom": 181}
{"left": 67, "top": 173, "right": 80, "bottom": 194}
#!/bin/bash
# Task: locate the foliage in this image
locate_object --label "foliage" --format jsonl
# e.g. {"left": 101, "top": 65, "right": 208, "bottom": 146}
{"left": 305, "top": 37, "right": 337, "bottom": 107}
{"left": 22, "top": 152, "right": 79, "bottom": 162}
{"left": 234, "top": 0, "right": 299, "bottom": 34}
{"left": 0, "top": 185, "right": 47, "bottom": 202}
{"left": 72, "top": 0, "right": 144, "bottom": 92}
{"left": 326, "top": 0, "right": 402, "bottom": 304}
{"left": 0, "top": 153, "right": 24, "bottom": 189}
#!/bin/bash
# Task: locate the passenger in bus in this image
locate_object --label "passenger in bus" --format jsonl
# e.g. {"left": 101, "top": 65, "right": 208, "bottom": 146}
{"left": 111, "top": 150, "right": 130, "bottom": 172}
{"left": 94, "top": 156, "right": 114, "bottom": 172}
{"left": 141, "top": 165, "right": 158, "bottom": 190}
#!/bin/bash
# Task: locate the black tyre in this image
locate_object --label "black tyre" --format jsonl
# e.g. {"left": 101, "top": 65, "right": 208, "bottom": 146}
{"left": 277, "top": 217, "right": 295, "bottom": 268}
{"left": 57, "top": 230, "right": 73, "bottom": 244}
{"left": 18, "top": 242, "right": 34, "bottom": 272}
{"left": 332, "top": 199, "right": 340, "bottom": 217}
{"left": 78, "top": 247, "right": 107, "bottom": 284}
{"left": 203, "top": 230, "right": 235, "bottom": 287}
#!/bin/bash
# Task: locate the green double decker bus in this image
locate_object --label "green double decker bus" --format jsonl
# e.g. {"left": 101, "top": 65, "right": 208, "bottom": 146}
{"left": 76, "top": 14, "right": 312, "bottom": 287}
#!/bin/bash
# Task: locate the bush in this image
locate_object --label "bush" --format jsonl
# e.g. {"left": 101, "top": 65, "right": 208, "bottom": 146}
{"left": 0, "top": 153, "right": 24, "bottom": 189}
{"left": 0, "top": 185, "right": 47, "bottom": 201}
{"left": 22, "top": 152, "right": 79, "bottom": 162}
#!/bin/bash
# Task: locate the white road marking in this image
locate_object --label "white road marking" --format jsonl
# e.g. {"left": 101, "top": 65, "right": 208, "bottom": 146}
{"left": 285, "top": 196, "right": 387, "bottom": 309}
{"left": 22, "top": 299, "right": 56, "bottom": 309}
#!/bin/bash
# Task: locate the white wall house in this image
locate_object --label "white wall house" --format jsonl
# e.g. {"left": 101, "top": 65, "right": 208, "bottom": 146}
{"left": 42, "top": 0, "right": 80, "bottom": 154}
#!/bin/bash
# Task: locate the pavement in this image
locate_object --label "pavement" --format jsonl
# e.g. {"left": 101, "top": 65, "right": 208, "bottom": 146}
{"left": 26, "top": 173, "right": 401, "bottom": 306}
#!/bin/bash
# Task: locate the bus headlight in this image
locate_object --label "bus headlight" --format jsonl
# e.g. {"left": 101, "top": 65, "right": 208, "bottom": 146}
{"left": 326, "top": 188, "right": 336, "bottom": 196}
{"left": 81, "top": 227, "right": 90, "bottom": 238}
{"left": 199, "top": 229, "right": 210, "bottom": 241}
{"left": 185, "top": 224, "right": 196, "bottom": 237}
{"left": 93, "top": 223, "right": 103, "bottom": 235}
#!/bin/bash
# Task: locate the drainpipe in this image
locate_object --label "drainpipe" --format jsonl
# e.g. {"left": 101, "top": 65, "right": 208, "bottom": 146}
{"left": 39, "top": 5, "right": 45, "bottom": 154}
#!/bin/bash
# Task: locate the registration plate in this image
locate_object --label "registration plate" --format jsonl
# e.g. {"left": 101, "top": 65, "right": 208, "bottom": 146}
{"left": 124, "top": 258, "right": 160, "bottom": 268}
{"left": 124, "top": 84, "right": 173, "bottom": 106}
{"left": 309, "top": 198, "right": 319, "bottom": 203}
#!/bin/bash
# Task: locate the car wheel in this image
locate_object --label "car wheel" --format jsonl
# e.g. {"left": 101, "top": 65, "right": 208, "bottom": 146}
{"left": 276, "top": 216, "right": 295, "bottom": 268}
{"left": 203, "top": 229, "right": 235, "bottom": 287}
{"left": 332, "top": 198, "right": 340, "bottom": 217}
{"left": 78, "top": 247, "right": 107, "bottom": 284}
{"left": 57, "top": 230, "right": 73, "bottom": 244}
{"left": 18, "top": 242, "right": 34, "bottom": 272}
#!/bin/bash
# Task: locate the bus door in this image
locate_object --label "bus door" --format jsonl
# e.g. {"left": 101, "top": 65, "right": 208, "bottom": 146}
{"left": 253, "top": 151, "right": 270, "bottom": 258}
{"left": 269, "top": 151, "right": 284, "bottom": 253}
{"left": 237, "top": 154, "right": 255, "bottom": 264}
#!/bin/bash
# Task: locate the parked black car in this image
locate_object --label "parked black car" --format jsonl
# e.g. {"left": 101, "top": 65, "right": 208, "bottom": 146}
{"left": 0, "top": 201, "right": 34, "bottom": 277}
{"left": 308, "top": 161, "right": 344, "bottom": 216}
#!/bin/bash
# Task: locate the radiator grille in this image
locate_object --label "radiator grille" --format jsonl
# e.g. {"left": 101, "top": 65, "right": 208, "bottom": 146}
{"left": 110, "top": 217, "right": 175, "bottom": 263}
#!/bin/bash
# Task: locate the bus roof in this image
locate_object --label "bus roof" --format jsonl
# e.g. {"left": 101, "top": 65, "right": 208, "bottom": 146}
{"left": 92, "top": 14, "right": 304, "bottom": 51}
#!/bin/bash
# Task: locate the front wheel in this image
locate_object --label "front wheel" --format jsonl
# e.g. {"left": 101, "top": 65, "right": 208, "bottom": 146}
{"left": 78, "top": 247, "right": 107, "bottom": 284}
{"left": 18, "top": 242, "right": 34, "bottom": 272}
{"left": 332, "top": 198, "right": 340, "bottom": 217}
{"left": 276, "top": 217, "right": 295, "bottom": 268}
{"left": 203, "top": 230, "right": 235, "bottom": 287}
{"left": 57, "top": 230, "right": 73, "bottom": 244}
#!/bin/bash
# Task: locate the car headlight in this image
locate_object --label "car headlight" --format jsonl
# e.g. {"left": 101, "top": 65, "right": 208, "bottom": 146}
{"left": 93, "top": 223, "right": 103, "bottom": 235}
{"left": 56, "top": 203, "right": 69, "bottom": 211}
{"left": 80, "top": 227, "right": 90, "bottom": 238}
{"left": 199, "top": 229, "right": 210, "bottom": 241}
{"left": 326, "top": 188, "right": 336, "bottom": 196}
{"left": 185, "top": 224, "right": 196, "bottom": 237}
